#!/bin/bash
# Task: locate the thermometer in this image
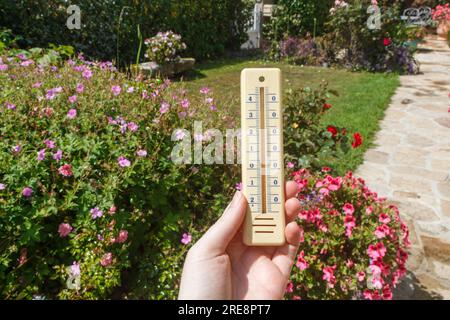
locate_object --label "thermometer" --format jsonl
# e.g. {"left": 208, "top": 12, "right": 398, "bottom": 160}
{"left": 241, "top": 68, "right": 285, "bottom": 246}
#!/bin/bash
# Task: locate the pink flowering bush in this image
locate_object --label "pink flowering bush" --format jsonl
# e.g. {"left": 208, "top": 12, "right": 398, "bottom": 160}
{"left": 0, "top": 48, "right": 231, "bottom": 299}
{"left": 144, "top": 31, "right": 187, "bottom": 65}
{"left": 286, "top": 169, "right": 410, "bottom": 300}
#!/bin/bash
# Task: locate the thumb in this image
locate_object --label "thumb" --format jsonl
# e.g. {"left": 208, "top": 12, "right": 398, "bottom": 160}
{"left": 195, "top": 191, "right": 247, "bottom": 255}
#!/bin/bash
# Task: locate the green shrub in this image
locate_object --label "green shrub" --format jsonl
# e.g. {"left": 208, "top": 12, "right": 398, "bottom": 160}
{"left": 0, "top": 0, "right": 253, "bottom": 65}
{"left": 325, "top": 0, "right": 421, "bottom": 73}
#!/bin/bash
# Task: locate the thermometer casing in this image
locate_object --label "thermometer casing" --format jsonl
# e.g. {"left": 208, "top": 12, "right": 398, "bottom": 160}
{"left": 241, "top": 68, "right": 286, "bottom": 246}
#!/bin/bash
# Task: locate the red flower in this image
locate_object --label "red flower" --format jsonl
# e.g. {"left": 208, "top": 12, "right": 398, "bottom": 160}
{"left": 327, "top": 125, "right": 338, "bottom": 137}
{"left": 323, "top": 103, "right": 332, "bottom": 110}
{"left": 352, "top": 133, "right": 363, "bottom": 148}
{"left": 383, "top": 38, "right": 392, "bottom": 46}
{"left": 58, "top": 164, "right": 73, "bottom": 177}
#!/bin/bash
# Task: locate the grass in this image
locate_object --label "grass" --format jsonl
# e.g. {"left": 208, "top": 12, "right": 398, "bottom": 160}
{"left": 175, "top": 57, "right": 400, "bottom": 175}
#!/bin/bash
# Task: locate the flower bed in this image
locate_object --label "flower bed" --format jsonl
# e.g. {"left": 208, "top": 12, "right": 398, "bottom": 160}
{"left": 287, "top": 169, "right": 410, "bottom": 300}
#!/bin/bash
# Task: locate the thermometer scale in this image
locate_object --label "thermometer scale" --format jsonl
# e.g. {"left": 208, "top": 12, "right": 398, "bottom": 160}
{"left": 241, "top": 68, "right": 285, "bottom": 246}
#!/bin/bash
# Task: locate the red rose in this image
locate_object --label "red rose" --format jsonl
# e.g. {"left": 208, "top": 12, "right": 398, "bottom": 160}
{"left": 323, "top": 103, "right": 332, "bottom": 110}
{"left": 352, "top": 133, "right": 363, "bottom": 149}
{"left": 383, "top": 38, "right": 392, "bottom": 46}
{"left": 327, "top": 126, "right": 338, "bottom": 137}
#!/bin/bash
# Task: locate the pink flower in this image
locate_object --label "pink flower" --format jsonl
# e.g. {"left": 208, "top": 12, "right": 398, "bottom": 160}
{"left": 343, "top": 203, "right": 355, "bottom": 215}
{"left": 6, "top": 102, "right": 16, "bottom": 110}
{"left": 109, "top": 206, "right": 117, "bottom": 215}
{"left": 235, "top": 182, "right": 242, "bottom": 191}
{"left": 181, "top": 233, "right": 192, "bottom": 245}
{"left": 383, "top": 38, "right": 392, "bottom": 46}
{"left": 159, "top": 102, "right": 170, "bottom": 114}
{"left": 127, "top": 122, "right": 139, "bottom": 132}
{"left": 44, "top": 139, "right": 56, "bottom": 149}
{"left": 379, "top": 213, "right": 391, "bottom": 224}
{"left": 136, "top": 149, "right": 147, "bottom": 157}
{"left": 32, "top": 82, "right": 42, "bottom": 88}
{"left": 76, "top": 83, "right": 84, "bottom": 93}
{"left": 367, "top": 242, "right": 386, "bottom": 260}
{"left": 344, "top": 214, "right": 356, "bottom": 237}
{"left": 58, "top": 223, "right": 73, "bottom": 237}
{"left": 22, "top": 187, "right": 33, "bottom": 198}
{"left": 37, "top": 149, "right": 46, "bottom": 161}
{"left": 181, "top": 99, "right": 190, "bottom": 109}
{"left": 90, "top": 207, "right": 103, "bottom": 219}
{"left": 287, "top": 162, "right": 295, "bottom": 169}
{"left": 322, "top": 266, "right": 336, "bottom": 288}
{"left": 58, "top": 164, "right": 73, "bottom": 177}
{"left": 118, "top": 156, "right": 131, "bottom": 167}
{"left": 70, "top": 261, "right": 80, "bottom": 276}
{"left": 210, "top": 105, "right": 217, "bottom": 111}
{"left": 374, "top": 224, "right": 391, "bottom": 239}
{"left": 67, "top": 108, "right": 77, "bottom": 119}
{"left": 357, "top": 271, "right": 366, "bottom": 282}
{"left": 100, "top": 252, "right": 113, "bottom": 267}
{"left": 200, "top": 87, "right": 210, "bottom": 94}
{"left": 111, "top": 85, "right": 121, "bottom": 96}
{"left": 296, "top": 251, "right": 308, "bottom": 270}
{"left": 366, "top": 206, "right": 373, "bottom": 215}
{"left": 116, "top": 230, "right": 128, "bottom": 243}
{"left": 127, "top": 86, "right": 134, "bottom": 93}
{"left": 53, "top": 149, "right": 63, "bottom": 162}
{"left": 46, "top": 89, "right": 56, "bottom": 100}
{"left": 178, "top": 111, "right": 187, "bottom": 118}
{"left": 285, "top": 281, "right": 294, "bottom": 293}
{"left": 0, "top": 183, "right": 6, "bottom": 190}
{"left": 0, "top": 64, "right": 8, "bottom": 71}
{"left": 82, "top": 68, "right": 93, "bottom": 79}
{"left": 68, "top": 95, "right": 77, "bottom": 104}
{"left": 382, "top": 285, "right": 393, "bottom": 300}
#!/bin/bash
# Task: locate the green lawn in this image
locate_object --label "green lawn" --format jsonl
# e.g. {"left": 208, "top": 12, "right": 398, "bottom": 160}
{"left": 176, "top": 58, "right": 400, "bottom": 174}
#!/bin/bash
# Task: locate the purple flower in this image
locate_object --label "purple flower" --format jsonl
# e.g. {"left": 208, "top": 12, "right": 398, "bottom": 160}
{"left": 136, "top": 149, "right": 147, "bottom": 157}
{"left": 235, "top": 182, "right": 242, "bottom": 191}
{"left": 12, "top": 145, "right": 21, "bottom": 153}
{"left": 90, "top": 207, "right": 103, "bottom": 219}
{"left": 111, "top": 85, "right": 121, "bottom": 96}
{"left": 17, "top": 53, "right": 27, "bottom": 60}
{"left": 76, "top": 83, "right": 84, "bottom": 93}
{"left": 118, "top": 156, "right": 131, "bottom": 168}
{"left": 53, "top": 149, "right": 63, "bottom": 162}
{"left": 32, "top": 82, "right": 42, "bottom": 88}
{"left": 127, "top": 86, "right": 134, "bottom": 93}
{"left": 44, "top": 139, "right": 56, "bottom": 149}
{"left": 0, "top": 64, "right": 8, "bottom": 71}
{"left": 37, "top": 149, "right": 46, "bottom": 161}
{"left": 127, "top": 122, "right": 139, "bottom": 132}
{"left": 174, "top": 129, "right": 186, "bottom": 141}
{"left": 181, "top": 233, "right": 192, "bottom": 245}
{"left": 210, "top": 105, "right": 217, "bottom": 111}
{"left": 21, "top": 60, "right": 33, "bottom": 67}
{"left": 46, "top": 89, "right": 56, "bottom": 100}
{"left": 22, "top": 187, "right": 33, "bottom": 198}
{"left": 6, "top": 102, "right": 16, "bottom": 110}
{"left": 0, "top": 183, "right": 6, "bottom": 190}
{"left": 178, "top": 111, "right": 187, "bottom": 118}
{"left": 82, "top": 68, "right": 93, "bottom": 79}
{"left": 67, "top": 108, "right": 77, "bottom": 119}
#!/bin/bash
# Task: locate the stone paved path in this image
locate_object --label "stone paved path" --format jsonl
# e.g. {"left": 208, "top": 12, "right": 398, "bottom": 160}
{"left": 356, "top": 36, "right": 450, "bottom": 299}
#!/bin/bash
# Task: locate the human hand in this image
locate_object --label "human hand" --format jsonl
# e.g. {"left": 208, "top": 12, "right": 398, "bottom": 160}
{"left": 178, "top": 181, "right": 302, "bottom": 300}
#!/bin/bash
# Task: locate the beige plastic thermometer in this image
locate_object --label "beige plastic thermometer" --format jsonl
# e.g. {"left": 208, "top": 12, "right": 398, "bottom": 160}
{"left": 241, "top": 68, "right": 285, "bottom": 246}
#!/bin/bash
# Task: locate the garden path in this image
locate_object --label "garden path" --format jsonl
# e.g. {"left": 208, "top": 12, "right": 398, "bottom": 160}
{"left": 356, "top": 36, "right": 450, "bottom": 299}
